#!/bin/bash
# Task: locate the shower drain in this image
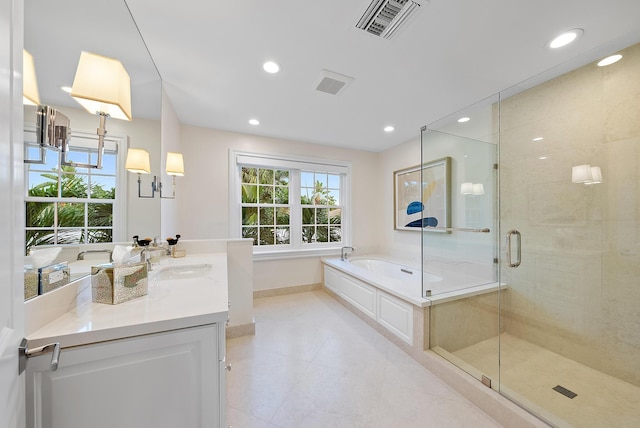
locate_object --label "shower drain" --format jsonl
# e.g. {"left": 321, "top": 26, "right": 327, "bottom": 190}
{"left": 553, "top": 385, "right": 577, "bottom": 399}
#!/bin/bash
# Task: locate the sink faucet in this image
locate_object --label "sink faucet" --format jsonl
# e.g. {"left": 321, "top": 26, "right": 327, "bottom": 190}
{"left": 341, "top": 246, "right": 354, "bottom": 261}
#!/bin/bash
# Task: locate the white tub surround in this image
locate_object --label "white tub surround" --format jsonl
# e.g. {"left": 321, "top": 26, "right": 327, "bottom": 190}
{"left": 25, "top": 252, "right": 231, "bottom": 428}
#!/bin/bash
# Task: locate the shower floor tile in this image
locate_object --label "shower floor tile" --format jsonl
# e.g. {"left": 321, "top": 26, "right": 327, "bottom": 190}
{"left": 226, "top": 290, "right": 503, "bottom": 428}
{"left": 452, "top": 333, "right": 640, "bottom": 427}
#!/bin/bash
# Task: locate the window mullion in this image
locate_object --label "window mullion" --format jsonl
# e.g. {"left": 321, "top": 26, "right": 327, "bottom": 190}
{"left": 290, "top": 170, "right": 302, "bottom": 249}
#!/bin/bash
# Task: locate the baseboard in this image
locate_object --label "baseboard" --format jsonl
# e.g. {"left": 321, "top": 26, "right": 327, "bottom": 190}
{"left": 226, "top": 322, "right": 256, "bottom": 338}
{"left": 253, "top": 283, "right": 322, "bottom": 299}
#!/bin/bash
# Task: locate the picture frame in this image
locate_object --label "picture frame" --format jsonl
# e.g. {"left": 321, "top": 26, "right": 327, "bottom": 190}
{"left": 394, "top": 157, "right": 451, "bottom": 232}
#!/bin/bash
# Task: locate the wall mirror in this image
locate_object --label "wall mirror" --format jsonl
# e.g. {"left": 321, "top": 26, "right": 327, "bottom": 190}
{"left": 24, "top": 0, "right": 162, "bottom": 281}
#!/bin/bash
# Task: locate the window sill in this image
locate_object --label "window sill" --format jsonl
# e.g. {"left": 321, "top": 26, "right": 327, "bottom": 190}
{"left": 252, "top": 247, "right": 343, "bottom": 261}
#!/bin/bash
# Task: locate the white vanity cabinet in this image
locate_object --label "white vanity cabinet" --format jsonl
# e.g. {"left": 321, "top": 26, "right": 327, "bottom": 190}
{"left": 26, "top": 322, "right": 226, "bottom": 428}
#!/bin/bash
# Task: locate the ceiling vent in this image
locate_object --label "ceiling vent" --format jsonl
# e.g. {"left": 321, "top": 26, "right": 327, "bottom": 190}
{"left": 356, "top": 0, "right": 423, "bottom": 40}
{"left": 314, "top": 69, "right": 354, "bottom": 96}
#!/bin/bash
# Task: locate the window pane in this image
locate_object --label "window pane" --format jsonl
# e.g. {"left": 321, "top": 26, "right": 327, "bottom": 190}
{"left": 302, "top": 226, "right": 315, "bottom": 243}
{"left": 330, "top": 226, "right": 342, "bottom": 242}
{"left": 276, "top": 207, "right": 290, "bottom": 225}
{"left": 26, "top": 202, "right": 55, "bottom": 227}
{"left": 91, "top": 176, "right": 116, "bottom": 199}
{"left": 259, "top": 227, "right": 275, "bottom": 245}
{"left": 242, "top": 167, "right": 257, "bottom": 183}
{"left": 258, "top": 169, "right": 274, "bottom": 185}
{"left": 101, "top": 153, "right": 117, "bottom": 174}
{"left": 64, "top": 152, "right": 89, "bottom": 174}
{"left": 328, "top": 189, "right": 340, "bottom": 206}
{"left": 28, "top": 172, "right": 58, "bottom": 197}
{"left": 242, "top": 184, "right": 257, "bottom": 203}
{"left": 25, "top": 229, "right": 55, "bottom": 249}
{"left": 259, "top": 207, "right": 274, "bottom": 225}
{"left": 57, "top": 228, "right": 83, "bottom": 245}
{"left": 61, "top": 173, "right": 88, "bottom": 198}
{"left": 302, "top": 208, "right": 314, "bottom": 225}
{"left": 316, "top": 226, "right": 329, "bottom": 243}
{"left": 88, "top": 203, "right": 113, "bottom": 227}
{"left": 317, "top": 208, "right": 329, "bottom": 224}
{"left": 275, "top": 227, "right": 290, "bottom": 244}
{"left": 274, "top": 185, "right": 289, "bottom": 204}
{"left": 242, "top": 207, "right": 258, "bottom": 225}
{"left": 87, "top": 228, "right": 113, "bottom": 243}
{"left": 275, "top": 170, "right": 289, "bottom": 185}
{"left": 315, "top": 173, "right": 328, "bottom": 188}
{"left": 58, "top": 203, "right": 85, "bottom": 227}
{"left": 259, "top": 185, "right": 273, "bottom": 204}
{"left": 242, "top": 227, "right": 258, "bottom": 245}
{"left": 328, "top": 174, "right": 340, "bottom": 189}
{"left": 301, "top": 171, "right": 314, "bottom": 187}
{"left": 330, "top": 208, "right": 342, "bottom": 224}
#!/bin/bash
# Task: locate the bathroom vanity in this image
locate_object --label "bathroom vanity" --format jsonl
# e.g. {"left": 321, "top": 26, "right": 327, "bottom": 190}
{"left": 24, "top": 253, "right": 229, "bottom": 428}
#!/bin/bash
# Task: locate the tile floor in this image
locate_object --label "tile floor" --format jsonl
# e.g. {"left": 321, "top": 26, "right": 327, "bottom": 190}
{"left": 226, "top": 290, "right": 503, "bottom": 427}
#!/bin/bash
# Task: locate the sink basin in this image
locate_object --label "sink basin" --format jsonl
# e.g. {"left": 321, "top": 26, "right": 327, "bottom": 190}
{"left": 153, "top": 264, "right": 213, "bottom": 281}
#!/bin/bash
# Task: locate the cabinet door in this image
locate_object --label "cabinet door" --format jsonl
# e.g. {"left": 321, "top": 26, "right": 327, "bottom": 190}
{"left": 26, "top": 325, "right": 219, "bottom": 428}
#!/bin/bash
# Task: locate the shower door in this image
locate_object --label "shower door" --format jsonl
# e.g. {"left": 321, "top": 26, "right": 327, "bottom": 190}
{"left": 497, "top": 41, "right": 640, "bottom": 426}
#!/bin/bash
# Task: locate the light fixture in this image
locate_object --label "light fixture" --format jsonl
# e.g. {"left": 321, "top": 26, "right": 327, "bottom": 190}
{"left": 126, "top": 148, "right": 185, "bottom": 199}
{"left": 249, "top": 119, "right": 260, "bottom": 126}
{"left": 460, "top": 182, "right": 473, "bottom": 195}
{"left": 548, "top": 29, "right": 583, "bottom": 49}
{"left": 23, "top": 50, "right": 40, "bottom": 106}
{"left": 472, "top": 183, "right": 484, "bottom": 196}
{"left": 263, "top": 61, "right": 280, "bottom": 74}
{"left": 597, "top": 54, "right": 622, "bottom": 67}
{"left": 572, "top": 164, "right": 603, "bottom": 185}
{"left": 532, "top": 137, "right": 544, "bottom": 141}
{"left": 586, "top": 166, "right": 603, "bottom": 185}
{"left": 384, "top": 125, "right": 395, "bottom": 132}
{"left": 457, "top": 117, "right": 470, "bottom": 123}
{"left": 69, "top": 51, "right": 132, "bottom": 169}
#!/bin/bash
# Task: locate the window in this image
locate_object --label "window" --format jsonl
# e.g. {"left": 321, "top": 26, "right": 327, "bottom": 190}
{"left": 231, "top": 151, "right": 351, "bottom": 256}
{"left": 24, "top": 127, "right": 126, "bottom": 253}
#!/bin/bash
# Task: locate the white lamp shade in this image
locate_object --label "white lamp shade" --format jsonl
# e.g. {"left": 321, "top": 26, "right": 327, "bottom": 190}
{"left": 460, "top": 182, "right": 473, "bottom": 195}
{"left": 165, "top": 152, "right": 185, "bottom": 176}
{"left": 23, "top": 50, "right": 40, "bottom": 105}
{"left": 71, "top": 51, "right": 132, "bottom": 121}
{"left": 125, "top": 148, "right": 151, "bottom": 174}
{"left": 472, "top": 183, "right": 485, "bottom": 195}
{"left": 590, "top": 166, "right": 603, "bottom": 184}
{"left": 571, "top": 164, "right": 592, "bottom": 183}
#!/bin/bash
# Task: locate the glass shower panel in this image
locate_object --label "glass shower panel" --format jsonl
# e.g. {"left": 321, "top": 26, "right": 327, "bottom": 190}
{"left": 421, "top": 97, "right": 500, "bottom": 385}
{"left": 498, "top": 41, "right": 640, "bottom": 426}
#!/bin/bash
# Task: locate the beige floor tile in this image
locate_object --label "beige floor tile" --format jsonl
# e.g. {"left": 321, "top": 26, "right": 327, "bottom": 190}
{"left": 226, "top": 291, "right": 502, "bottom": 427}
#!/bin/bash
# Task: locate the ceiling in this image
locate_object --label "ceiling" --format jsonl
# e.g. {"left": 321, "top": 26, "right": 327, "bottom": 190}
{"left": 28, "top": 0, "right": 640, "bottom": 153}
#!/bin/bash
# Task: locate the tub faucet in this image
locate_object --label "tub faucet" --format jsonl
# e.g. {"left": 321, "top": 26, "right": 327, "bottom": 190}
{"left": 341, "top": 246, "right": 355, "bottom": 261}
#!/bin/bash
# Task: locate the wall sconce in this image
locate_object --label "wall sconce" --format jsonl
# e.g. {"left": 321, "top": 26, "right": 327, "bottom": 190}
{"left": 461, "top": 182, "right": 484, "bottom": 195}
{"left": 572, "top": 165, "right": 603, "bottom": 185}
{"left": 126, "top": 149, "right": 184, "bottom": 199}
{"left": 69, "top": 51, "right": 132, "bottom": 169}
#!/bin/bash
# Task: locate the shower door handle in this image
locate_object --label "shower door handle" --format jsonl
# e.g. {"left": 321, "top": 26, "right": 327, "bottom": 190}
{"left": 506, "top": 230, "right": 522, "bottom": 268}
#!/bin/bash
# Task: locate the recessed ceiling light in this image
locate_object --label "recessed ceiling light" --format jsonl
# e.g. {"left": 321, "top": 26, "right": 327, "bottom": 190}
{"left": 384, "top": 126, "right": 395, "bottom": 132}
{"left": 532, "top": 137, "right": 544, "bottom": 141}
{"left": 61, "top": 86, "right": 72, "bottom": 93}
{"left": 249, "top": 119, "right": 260, "bottom": 126}
{"left": 457, "top": 117, "right": 470, "bottom": 123}
{"left": 263, "top": 61, "right": 280, "bottom": 74}
{"left": 539, "top": 156, "right": 548, "bottom": 160}
{"left": 597, "top": 54, "right": 623, "bottom": 67}
{"left": 548, "top": 29, "right": 583, "bottom": 49}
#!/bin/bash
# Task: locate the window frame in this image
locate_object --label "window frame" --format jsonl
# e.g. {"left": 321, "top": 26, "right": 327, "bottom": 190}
{"left": 24, "top": 126, "right": 128, "bottom": 249}
{"left": 230, "top": 150, "right": 352, "bottom": 259}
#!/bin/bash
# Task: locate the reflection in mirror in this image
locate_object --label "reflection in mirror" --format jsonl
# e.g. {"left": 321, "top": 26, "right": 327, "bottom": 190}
{"left": 24, "top": 0, "right": 162, "bottom": 286}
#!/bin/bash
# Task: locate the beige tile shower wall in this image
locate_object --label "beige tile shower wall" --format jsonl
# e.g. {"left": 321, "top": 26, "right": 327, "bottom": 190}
{"left": 499, "top": 42, "right": 640, "bottom": 386}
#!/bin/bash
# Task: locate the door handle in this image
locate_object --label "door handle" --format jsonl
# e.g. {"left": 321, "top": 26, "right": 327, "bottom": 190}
{"left": 18, "top": 338, "right": 61, "bottom": 375}
{"left": 506, "top": 230, "right": 522, "bottom": 268}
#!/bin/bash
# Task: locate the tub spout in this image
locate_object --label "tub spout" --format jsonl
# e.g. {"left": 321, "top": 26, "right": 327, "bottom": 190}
{"left": 341, "top": 246, "right": 355, "bottom": 261}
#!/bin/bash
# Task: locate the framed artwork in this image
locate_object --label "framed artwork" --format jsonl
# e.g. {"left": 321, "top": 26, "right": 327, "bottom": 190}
{"left": 394, "top": 157, "right": 451, "bottom": 232}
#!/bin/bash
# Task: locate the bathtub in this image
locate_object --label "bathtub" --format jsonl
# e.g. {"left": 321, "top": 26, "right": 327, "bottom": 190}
{"left": 322, "top": 256, "right": 502, "bottom": 345}
{"left": 323, "top": 257, "right": 500, "bottom": 307}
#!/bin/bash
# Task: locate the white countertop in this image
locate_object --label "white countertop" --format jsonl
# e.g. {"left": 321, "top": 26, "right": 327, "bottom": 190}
{"left": 26, "top": 253, "right": 229, "bottom": 349}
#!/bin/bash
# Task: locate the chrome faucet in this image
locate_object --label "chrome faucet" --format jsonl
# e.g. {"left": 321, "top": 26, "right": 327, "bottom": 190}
{"left": 341, "top": 246, "right": 354, "bottom": 261}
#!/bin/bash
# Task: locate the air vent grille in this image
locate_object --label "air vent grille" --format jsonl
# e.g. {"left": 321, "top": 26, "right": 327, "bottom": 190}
{"left": 314, "top": 70, "right": 354, "bottom": 96}
{"left": 356, "top": 0, "right": 422, "bottom": 39}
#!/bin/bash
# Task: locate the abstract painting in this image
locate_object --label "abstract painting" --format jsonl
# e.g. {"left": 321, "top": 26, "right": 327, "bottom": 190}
{"left": 394, "top": 157, "right": 451, "bottom": 232}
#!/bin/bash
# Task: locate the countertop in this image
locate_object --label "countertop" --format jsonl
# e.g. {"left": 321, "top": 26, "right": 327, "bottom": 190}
{"left": 26, "top": 253, "right": 229, "bottom": 349}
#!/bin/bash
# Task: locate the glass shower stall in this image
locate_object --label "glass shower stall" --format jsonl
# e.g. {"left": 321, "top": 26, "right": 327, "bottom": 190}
{"left": 422, "top": 41, "right": 640, "bottom": 426}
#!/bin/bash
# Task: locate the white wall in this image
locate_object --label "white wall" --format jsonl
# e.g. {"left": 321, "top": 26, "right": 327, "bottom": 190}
{"left": 178, "top": 125, "right": 381, "bottom": 291}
